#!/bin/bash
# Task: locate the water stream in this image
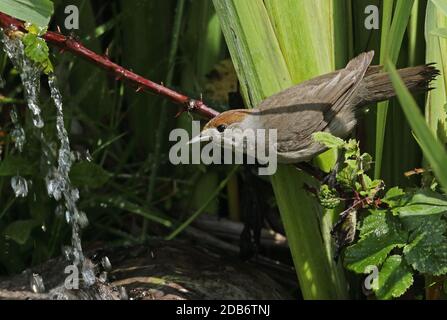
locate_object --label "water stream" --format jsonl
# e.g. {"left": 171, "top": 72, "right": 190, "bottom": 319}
{"left": 1, "top": 29, "right": 95, "bottom": 287}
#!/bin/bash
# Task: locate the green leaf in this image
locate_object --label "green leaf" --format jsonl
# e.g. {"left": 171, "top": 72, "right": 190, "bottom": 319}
{"left": 3, "top": 219, "right": 37, "bottom": 245}
{"left": 22, "top": 31, "right": 53, "bottom": 74}
{"left": 345, "top": 212, "right": 407, "bottom": 273}
{"left": 403, "top": 216, "right": 447, "bottom": 275}
{"left": 69, "top": 162, "right": 110, "bottom": 189}
{"left": 382, "top": 187, "right": 406, "bottom": 208}
{"left": 375, "top": 0, "right": 415, "bottom": 179}
{"left": 375, "top": 255, "right": 414, "bottom": 300}
{"left": 432, "top": 0, "right": 447, "bottom": 17}
{"left": 312, "top": 132, "right": 345, "bottom": 149}
{"left": 387, "top": 60, "right": 447, "bottom": 193}
{"left": 396, "top": 204, "right": 447, "bottom": 217}
{"left": 431, "top": 27, "right": 447, "bottom": 38}
{"left": 0, "top": 0, "right": 54, "bottom": 28}
{"left": 0, "top": 155, "right": 36, "bottom": 176}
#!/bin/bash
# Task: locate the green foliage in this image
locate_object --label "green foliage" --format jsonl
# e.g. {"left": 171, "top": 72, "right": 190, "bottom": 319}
{"left": 3, "top": 219, "right": 37, "bottom": 245}
{"left": 318, "top": 184, "right": 340, "bottom": 209}
{"left": 69, "top": 162, "right": 110, "bottom": 189}
{"left": 0, "top": 0, "right": 54, "bottom": 27}
{"left": 0, "top": 154, "right": 36, "bottom": 176}
{"left": 375, "top": 255, "right": 414, "bottom": 300}
{"left": 315, "top": 131, "right": 447, "bottom": 299}
{"left": 22, "top": 23, "right": 53, "bottom": 74}
{"left": 312, "top": 132, "right": 345, "bottom": 149}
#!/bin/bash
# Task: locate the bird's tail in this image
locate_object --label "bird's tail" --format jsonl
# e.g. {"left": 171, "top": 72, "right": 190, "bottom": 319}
{"left": 358, "top": 64, "right": 440, "bottom": 106}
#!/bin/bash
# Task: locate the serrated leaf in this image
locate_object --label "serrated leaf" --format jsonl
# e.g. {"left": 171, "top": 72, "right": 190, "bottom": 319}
{"left": 3, "top": 219, "right": 37, "bottom": 245}
{"left": 359, "top": 211, "right": 395, "bottom": 239}
{"left": 375, "top": 255, "right": 414, "bottom": 300}
{"left": 403, "top": 216, "right": 447, "bottom": 275}
{"left": 312, "top": 132, "right": 345, "bottom": 149}
{"left": 69, "top": 161, "right": 110, "bottom": 189}
{"left": 0, "top": 155, "right": 36, "bottom": 176}
{"left": 22, "top": 32, "right": 53, "bottom": 74}
{"left": 345, "top": 239, "right": 403, "bottom": 273}
{"left": 0, "top": 0, "right": 54, "bottom": 28}
{"left": 345, "top": 212, "right": 407, "bottom": 273}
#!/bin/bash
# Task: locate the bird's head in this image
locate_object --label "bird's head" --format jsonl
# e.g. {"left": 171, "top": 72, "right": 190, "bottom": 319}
{"left": 188, "top": 109, "right": 257, "bottom": 147}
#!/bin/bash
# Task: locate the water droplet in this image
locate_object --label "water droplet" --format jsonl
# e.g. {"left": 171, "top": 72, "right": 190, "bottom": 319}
{"left": 81, "top": 260, "right": 96, "bottom": 287}
{"left": 99, "top": 271, "right": 107, "bottom": 283}
{"left": 77, "top": 211, "right": 89, "bottom": 229}
{"left": 101, "top": 256, "right": 112, "bottom": 271}
{"left": 30, "top": 273, "right": 45, "bottom": 293}
{"left": 85, "top": 150, "right": 92, "bottom": 162}
{"left": 11, "top": 175, "right": 28, "bottom": 197}
{"left": 119, "top": 286, "right": 128, "bottom": 300}
{"left": 62, "top": 245, "right": 73, "bottom": 260}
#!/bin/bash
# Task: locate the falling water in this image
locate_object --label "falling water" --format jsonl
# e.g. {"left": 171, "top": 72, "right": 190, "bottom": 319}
{"left": 1, "top": 29, "right": 95, "bottom": 287}
{"left": 11, "top": 175, "right": 28, "bottom": 197}
{"left": 10, "top": 108, "right": 26, "bottom": 152}
{"left": 1, "top": 29, "right": 44, "bottom": 128}
{"left": 47, "top": 75, "right": 94, "bottom": 286}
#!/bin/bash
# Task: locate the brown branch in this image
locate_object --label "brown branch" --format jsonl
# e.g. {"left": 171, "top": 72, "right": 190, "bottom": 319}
{"left": 0, "top": 12, "right": 220, "bottom": 119}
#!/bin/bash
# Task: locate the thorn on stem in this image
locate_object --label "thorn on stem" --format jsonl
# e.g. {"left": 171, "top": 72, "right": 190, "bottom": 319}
{"left": 175, "top": 108, "right": 185, "bottom": 118}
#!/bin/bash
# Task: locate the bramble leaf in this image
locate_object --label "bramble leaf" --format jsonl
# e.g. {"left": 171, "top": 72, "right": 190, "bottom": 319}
{"left": 345, "top": 211, "right": 407, "bottom": 273}
{"left": 374, "top": 255, "right": 414, "bottom": 300}
{"left": 403, "top": 216, "right": 447, "bottom": 275}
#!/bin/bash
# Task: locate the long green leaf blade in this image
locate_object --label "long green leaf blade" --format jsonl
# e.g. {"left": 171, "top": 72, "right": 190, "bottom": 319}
{"left": 386, "top": 60, "right": 447, "bottom": 192}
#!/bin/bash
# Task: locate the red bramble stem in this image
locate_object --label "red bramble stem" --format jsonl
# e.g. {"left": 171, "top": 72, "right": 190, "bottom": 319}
{"left": 0, "top": 12, "right": 220, "bottom": 120}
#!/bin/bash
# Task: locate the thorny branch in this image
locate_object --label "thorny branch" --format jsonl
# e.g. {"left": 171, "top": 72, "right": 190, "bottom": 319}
{"left": 0, "top": 12, "right": 220, "bottom": 120}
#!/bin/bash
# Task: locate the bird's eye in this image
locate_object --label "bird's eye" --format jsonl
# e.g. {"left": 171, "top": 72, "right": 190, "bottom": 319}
{"left": 217, "top": 124, "right": 227, "bottom": 133}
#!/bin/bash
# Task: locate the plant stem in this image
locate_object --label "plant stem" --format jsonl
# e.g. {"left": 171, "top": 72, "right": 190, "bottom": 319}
{"left": 0, "top": 11, "right": 219, "bottom": 119}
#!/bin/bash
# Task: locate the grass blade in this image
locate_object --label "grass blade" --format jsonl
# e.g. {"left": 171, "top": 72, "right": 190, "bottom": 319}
{"left": 375, "top": 0, "right": 415, "bottom": 179}
{"left": 387, "top": 60, "right": 447, "bottom": 192}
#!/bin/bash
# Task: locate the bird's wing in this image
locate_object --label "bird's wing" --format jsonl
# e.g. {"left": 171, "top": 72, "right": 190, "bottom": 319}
{"left": 257, "top": 51, "right": 374, "bottom": 152}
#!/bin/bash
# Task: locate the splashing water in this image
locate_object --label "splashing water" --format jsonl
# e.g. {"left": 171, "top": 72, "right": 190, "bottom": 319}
{"left": 47, "top": 75, "right": 94, "bottom": 286}
{"left": 1, "top": 30, "right": 44, "bottom": 128}
{"left": 10, "top": 108, "right": 26, "bottom": 152}
{"left": 30, "top": 273, "right": 46, "bottom": 293}
{"left": 11, "top": 175, "right": 28, "bottom": 197}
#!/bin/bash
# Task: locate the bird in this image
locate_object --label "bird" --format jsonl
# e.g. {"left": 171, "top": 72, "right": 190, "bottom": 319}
{"left": 190, "top": 51, "right": 438, "bottom": 165}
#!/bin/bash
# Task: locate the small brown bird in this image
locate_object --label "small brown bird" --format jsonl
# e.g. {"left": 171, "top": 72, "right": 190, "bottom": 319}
{"left": 191, "top": 51, "right": 438, "bottom": 163}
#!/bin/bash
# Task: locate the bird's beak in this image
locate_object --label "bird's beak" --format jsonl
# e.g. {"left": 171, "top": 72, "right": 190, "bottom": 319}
{"left": 188, "top": 133, "right": 212, "bottom": 144}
